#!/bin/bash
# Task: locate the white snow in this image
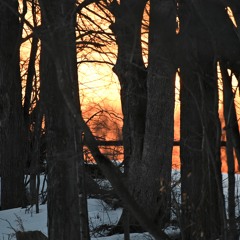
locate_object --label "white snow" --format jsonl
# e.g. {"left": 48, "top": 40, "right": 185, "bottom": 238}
{"left": 0, "top": 174, "right": 155, "bottom": 239}
{"left": 2, "top": 171, "right": 239, "bottom": 239}
{"left": 0, "top": 200, "right": 157, "bottom": 240}
{"left": 0, "top": 205, "right": 48, "bottom": 239}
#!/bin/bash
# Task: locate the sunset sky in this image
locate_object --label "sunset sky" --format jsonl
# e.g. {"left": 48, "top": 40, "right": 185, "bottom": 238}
{"left": 18, "top": 1, "right": 240, "bottom": 173}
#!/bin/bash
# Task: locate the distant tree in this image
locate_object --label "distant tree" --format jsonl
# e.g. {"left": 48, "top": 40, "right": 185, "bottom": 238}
{"left": 221, "top": 62, "right": 238, "bottom": 240}
{"left": 22, "top": 2, "right": 42, "bottom": 212}
{"left": 0, "top": 0, "right": 25, "bottom": 210}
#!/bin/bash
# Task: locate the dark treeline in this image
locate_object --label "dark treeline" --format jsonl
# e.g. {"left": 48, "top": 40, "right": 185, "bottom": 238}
{"left": 1, "top": 0, "right": 240, "bottom": 240}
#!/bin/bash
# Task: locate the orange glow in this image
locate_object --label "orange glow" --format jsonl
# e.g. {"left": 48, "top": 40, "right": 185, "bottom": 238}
{"left": 19, "top": 2, "right": 240, "bottom": 173}
{"left": 218, "top": 65, "right": 240, "bottom": 172}
{"left": 78, "top": 62, "right": 121, "bottom": 112}
{"left": 227, "top": 7, "right": 237, "bottom": 28}
{"left": 221, "top": 149, "right": 240, "bottom": 173}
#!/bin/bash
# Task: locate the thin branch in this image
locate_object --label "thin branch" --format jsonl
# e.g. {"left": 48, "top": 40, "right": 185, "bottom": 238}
{"left": 75, "top": 0, "right": 100, "bottom": 14}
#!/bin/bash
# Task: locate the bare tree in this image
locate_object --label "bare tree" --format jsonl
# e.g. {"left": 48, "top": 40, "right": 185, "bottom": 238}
{"left": 38, "top": 0, "right": 82, "bottom": 239}
{"left": 108, "top": 0, "right": 176, "bottom": 231}
{"left": 0, "top": 0, "right": 25, "bottom": 210}
{"left": 178, "top": 0, "right": 240, "bottom": 238}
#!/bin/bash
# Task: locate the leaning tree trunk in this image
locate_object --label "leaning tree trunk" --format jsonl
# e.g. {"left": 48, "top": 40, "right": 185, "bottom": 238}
{"left": 0, "top": 0, "right": 25, "bottom": 210}
{"left": 39, "top": 1, "right": 81, "bottom": 239}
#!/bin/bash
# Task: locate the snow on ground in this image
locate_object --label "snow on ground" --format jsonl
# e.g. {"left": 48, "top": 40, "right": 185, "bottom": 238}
{"left": 0, "top": 205, "right": 48, "bottom": 239}
{"left": 0, "top": 199, "right": 158, "bottom": 240}
{"left": 0, "top": 199, "right": 124, "bottom": 240}
{"left": 1, "top": 171, "right": 240, "bottom": 239}
{"left": 0, "top": 174, "right": 157, "bottom": 239}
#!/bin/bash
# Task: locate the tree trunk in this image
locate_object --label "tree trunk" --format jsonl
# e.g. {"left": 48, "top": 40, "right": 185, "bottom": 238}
{"left": 221, "top": 61, "right": 238, "bottom": 239}
{"left": 111, "top": 0, "right": 147, "bottom": 174}
{"left": 179, "top": 2, "right": 224, "bottom": 238}
{"left": 39, "top": 1, "right": 81, "bottom": 239}
{"left": 130, "top": 0, "right": 176, "bottom": 227}
{"left": 79, "top": 135, "right": 90, "bottom": 240}
{"left": 110, "top": 0, "right": 148, "bottom": 232}
{"left": 112, "top": 0, "right": 176, "bottom": 230}
{"left": 0, "top": 0, "right": 25, "bottom": 210}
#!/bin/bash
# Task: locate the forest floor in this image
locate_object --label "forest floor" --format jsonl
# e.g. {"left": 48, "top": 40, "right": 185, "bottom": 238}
{"left": 0, "top": 172, "right": 239, "bottom": 239}
{"left": 0, "top": 174, "right": 180, "bottom": 240}
{"left": 0, "top": 198, "right": 179, "bottom": 240}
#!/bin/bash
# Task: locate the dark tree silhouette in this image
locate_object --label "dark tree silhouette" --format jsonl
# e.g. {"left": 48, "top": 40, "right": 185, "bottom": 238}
{"left": 0, "top": 0, "right": 25, "bottom": 210}
{"left": 2, "top": 1, "right": 240, "bottom": 239}
{"left": 109, "top": 0, "right": 176, "bottom": 231}
{"left": 39, "top": 0, "right": 82, "bottom": 239}
{"left": 178, "top": 0, "right": 240, "bottom": 239}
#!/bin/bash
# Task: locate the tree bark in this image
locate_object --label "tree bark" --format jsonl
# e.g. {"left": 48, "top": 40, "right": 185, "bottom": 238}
{"left": 39, "top": 1, "right": 81, "bottom": 239}
{"left": 111, "top": 0, "right": 176, "bottom": 230}
{"left": 111, "top": 0, "right": 147, "bottom": 175}
{"left": 0, "top": 0, "right": 25, "bottom": 210}
{"left": 131, "top": 0, "right": 176, "bottom": 226}
{"left": 179, "top": 1, "right": 224, "bottom": 238}
{"left": 110, "top": 0, "right": 148, "bottom": 232}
